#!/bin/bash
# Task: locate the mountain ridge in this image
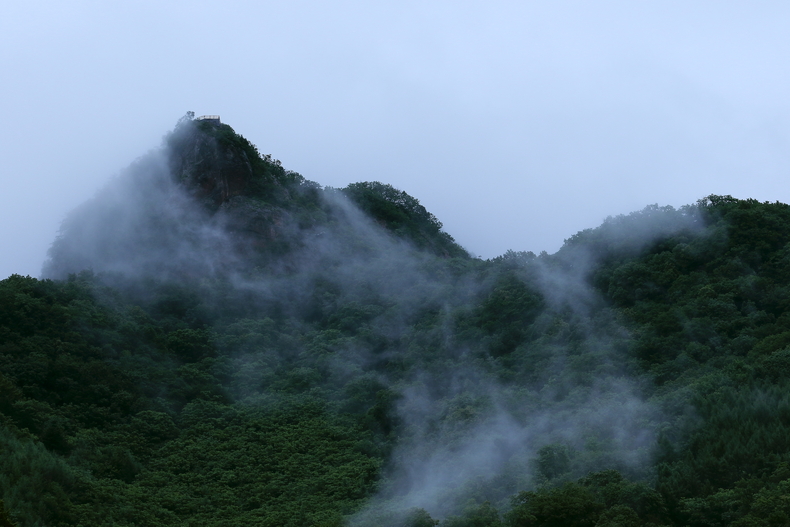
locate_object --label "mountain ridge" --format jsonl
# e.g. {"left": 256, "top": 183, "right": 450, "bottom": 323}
{"left": 43, "top": 114, "right": 467, "bottom": 281}
{"left": 2, "top": 116, "right": 790, "bottom": 526}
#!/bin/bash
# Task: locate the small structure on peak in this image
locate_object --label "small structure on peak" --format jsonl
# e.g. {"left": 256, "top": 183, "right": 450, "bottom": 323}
{"left": 196, "top": 115, "right": 221, "bottom": 124}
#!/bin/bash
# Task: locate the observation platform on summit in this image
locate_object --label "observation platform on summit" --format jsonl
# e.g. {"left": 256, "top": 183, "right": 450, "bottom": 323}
{"left": 196, "top": 115, "right": 221, "bottom": 124}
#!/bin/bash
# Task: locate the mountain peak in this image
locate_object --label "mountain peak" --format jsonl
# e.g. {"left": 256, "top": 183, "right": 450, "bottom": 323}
{"left": 42, "top": 115, "right": 466, "bottom": 280}
{"left": 166, "top": 115, "right": 285, "bottom": 210}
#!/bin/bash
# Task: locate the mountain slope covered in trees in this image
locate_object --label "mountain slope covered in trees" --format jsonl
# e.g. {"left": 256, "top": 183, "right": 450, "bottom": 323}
{"left": 1, "top": 116, "right": 790, "bottom": 526}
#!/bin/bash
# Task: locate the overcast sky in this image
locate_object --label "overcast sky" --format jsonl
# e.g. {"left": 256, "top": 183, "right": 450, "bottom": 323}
{"left": 2, "top": 1, "right": 789, "bottom": 279}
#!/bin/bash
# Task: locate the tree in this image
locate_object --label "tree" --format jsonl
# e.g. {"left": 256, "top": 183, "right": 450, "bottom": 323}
{"left": 0, "top": 501, "right": 18, "bottom": 527}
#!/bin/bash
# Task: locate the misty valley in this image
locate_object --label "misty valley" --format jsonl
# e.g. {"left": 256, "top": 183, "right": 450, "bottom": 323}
{"left": 3, "top": 114, "right": 790, "bottom": 526}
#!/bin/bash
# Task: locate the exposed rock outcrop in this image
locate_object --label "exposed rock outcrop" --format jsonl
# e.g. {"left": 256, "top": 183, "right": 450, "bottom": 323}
{"left": 168, "top": 120, "right": 255, "bottom": 209}
{"left": 42, "top": 115, "right": 466, "bottom": 280}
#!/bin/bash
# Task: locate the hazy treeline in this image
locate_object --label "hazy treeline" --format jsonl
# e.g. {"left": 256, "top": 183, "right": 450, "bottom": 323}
{"left": 1, "top": 117, "right": 789, "bottom": 525}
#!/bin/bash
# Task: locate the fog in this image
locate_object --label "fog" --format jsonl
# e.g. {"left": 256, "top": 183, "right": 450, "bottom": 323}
{"left": 3, "top": 1, "right": 790, "bottom": 280}
{"left": 3, "top": 3, "right": 789, "bottom": 521}
{"left": 38, "top": 115, "right": 713, "bottom": 522}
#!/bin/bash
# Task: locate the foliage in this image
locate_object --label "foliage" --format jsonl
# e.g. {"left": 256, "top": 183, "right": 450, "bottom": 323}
{"left": 342, "top": 181, "right": 468, "bottom": 258}
{"left": 12, "top": 190, "right": 790, "bottom": 524}
{"left": 8, "top": 115, "right": 790, "bottom": 525}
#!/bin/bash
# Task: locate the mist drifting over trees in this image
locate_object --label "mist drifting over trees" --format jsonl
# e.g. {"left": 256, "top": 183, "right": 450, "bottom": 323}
{"left": 1, "top": 116, "right": 790, "bottom": 525}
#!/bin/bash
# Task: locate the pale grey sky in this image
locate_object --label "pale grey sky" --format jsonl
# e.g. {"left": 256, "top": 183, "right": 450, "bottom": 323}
{"left": 2, "top": 1, "right": 789, "bottom": 279}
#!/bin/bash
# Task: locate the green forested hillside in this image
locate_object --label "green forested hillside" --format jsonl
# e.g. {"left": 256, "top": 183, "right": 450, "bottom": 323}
{"left": 2, "top": 117, "right": 790, "bottom": 526}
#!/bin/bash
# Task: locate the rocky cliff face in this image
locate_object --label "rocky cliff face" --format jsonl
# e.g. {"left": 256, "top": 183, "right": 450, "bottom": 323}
{"left": 42, "top": 116, "right": 465, "bottom": 280}
{"left": 166, "top": 118, "right": 297, "bottom": 253}
{"left": 42, "top": 118, "right": 303, "bottom": 280}
{"left": 168, "top": 119, "right": 256, "bottom": 209}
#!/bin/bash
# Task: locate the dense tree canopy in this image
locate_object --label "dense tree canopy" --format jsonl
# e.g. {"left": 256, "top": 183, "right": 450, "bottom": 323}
{"left": 3, "top": 119, "right": 790, "bottom": 525}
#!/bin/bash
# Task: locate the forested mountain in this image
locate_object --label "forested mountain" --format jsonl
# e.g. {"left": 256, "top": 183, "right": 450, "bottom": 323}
{"left": 2, "top": 115, "right": 790, "bottom": 526}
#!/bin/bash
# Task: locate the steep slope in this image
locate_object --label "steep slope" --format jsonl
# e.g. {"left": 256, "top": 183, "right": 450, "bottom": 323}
{"left": 43, "top": 114, "right": 467, "bottom": 281}
{"left": 3, "top": 117, "right": 790, "bottom": 526}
